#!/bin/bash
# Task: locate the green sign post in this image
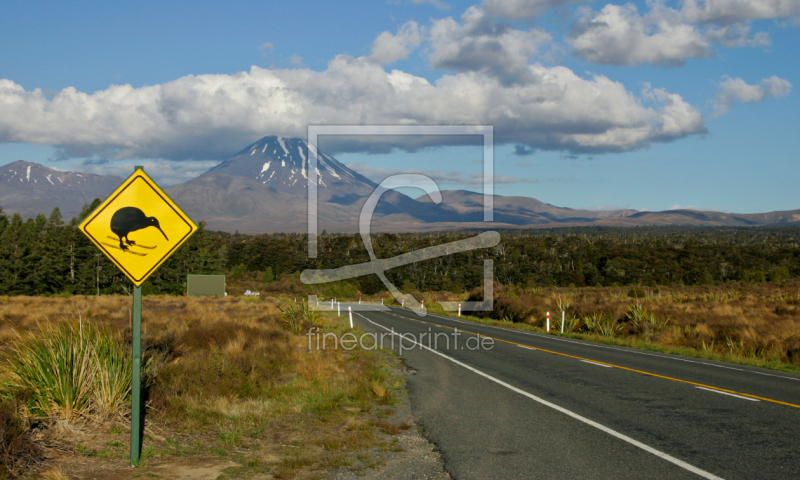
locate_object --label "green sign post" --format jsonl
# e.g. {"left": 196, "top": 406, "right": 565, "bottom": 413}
{"left": 131, "top": 285, "right": 142, "bottom": 464}
{"left": 79, "top": 166, "right": 197, "bottom": 465}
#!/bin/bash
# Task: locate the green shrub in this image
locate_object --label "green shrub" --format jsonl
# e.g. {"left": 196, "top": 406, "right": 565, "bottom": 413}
{"left": 627, "top": 289, "right": 646, "bottom": 299}
{"left": 769, "top": 267, "right": 790, "bottom": 283}
{"left": 263, "top": 267, "right": 275, "bottom": 283}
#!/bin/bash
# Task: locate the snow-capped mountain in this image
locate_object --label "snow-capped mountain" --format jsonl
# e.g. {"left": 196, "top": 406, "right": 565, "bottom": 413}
{"left": 166, "top": 135, "right": 428, "bottom": 231}
{"left": 0, "top": 161, "right": 122, "bottom": 219}
{"left": 4, "top": 140, "right": 799, "bottom": 233}
{"left": 203, "top": 136, "right": 377, "bottom": 201}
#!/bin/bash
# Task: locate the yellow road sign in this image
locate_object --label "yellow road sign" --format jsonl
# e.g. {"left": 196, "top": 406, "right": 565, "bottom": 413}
{"left": 79, "top": 169, "right": 197, "bottom": 286}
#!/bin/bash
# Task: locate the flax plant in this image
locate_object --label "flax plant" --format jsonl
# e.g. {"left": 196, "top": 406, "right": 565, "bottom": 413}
{"left": 280, "top": 301, "right": 322, "bottom": 334}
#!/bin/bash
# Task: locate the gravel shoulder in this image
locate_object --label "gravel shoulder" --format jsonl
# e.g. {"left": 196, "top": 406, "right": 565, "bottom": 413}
{"left": 329, "top": 361, "right": 451, "bottom": 480}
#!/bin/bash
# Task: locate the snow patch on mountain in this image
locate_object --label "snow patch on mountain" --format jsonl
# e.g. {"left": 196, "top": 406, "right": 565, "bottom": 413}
{"left": 277, "top": 136, "right": 288, "bottom": 156}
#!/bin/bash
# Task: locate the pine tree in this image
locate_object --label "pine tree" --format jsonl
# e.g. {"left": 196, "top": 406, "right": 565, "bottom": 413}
{"left": 30, "top": 208, "right": 68, "bottom": 294}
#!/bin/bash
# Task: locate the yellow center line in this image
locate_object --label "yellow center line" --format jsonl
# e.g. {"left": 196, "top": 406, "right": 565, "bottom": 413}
{"left": 384, "top": 311, "right": 800, "bottom": 409}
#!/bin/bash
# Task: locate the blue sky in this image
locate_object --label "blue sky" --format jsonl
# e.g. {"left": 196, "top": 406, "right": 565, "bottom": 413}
{"left": 1, "top": 0, "right": 798, "bottom": 213}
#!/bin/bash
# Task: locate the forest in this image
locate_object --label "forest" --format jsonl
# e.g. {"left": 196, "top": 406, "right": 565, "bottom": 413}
{"left": 1, "top": 202, "right": 799, "bottom": 297}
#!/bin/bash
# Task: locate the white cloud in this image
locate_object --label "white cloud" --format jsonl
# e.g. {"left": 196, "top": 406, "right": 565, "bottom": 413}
{"left": 666, "top": 204, "right": 721, "bottom": 212}
{"left": 0, "top": 53, "right": 706, "bottom": 161}
{"left": 704, "top": 23, "right": 771, "bottom": 47}
{"left": 711, "top": 75, "right": 793, "bottom": 115}
{"left": 258, "top": 42, "right": 274, "bottom": 51}
{"left": 481, "top": 0, "right": 583, "bottom": 19}
{"left": 411, "top": 0, "right": 451, "bottom": 10}
{"left": 75, "top": 159, "right": 220, "bottom": 186}
{"left": 571, "top": 4, "right": 713, "bottom": 66}
{"left": 428, "top": 6, "right": 551, "bottom": 83}
{"left": 570, "top": 0, "right": 794, "bottom": 67}
{"left": 682, "top": 0, "right": 800, "bottom": 24}
{"left": 289, "top": 54, "right": 303, "bottom": 67}
{"left": 369, "top": 21, "right": 423, "bottom": 65}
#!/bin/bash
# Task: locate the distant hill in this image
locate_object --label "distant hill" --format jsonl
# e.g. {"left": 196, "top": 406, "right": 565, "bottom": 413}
{"left": 0, "top": 161, "right": 122, "bottom": 220}
{"left": 3, "top": 137, "right": 799, "bottom": 232}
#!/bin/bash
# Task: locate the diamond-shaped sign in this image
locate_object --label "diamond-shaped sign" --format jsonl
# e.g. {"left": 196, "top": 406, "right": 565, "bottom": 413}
{"left": 79, "top": 169, "right": 197, "bottom": 286}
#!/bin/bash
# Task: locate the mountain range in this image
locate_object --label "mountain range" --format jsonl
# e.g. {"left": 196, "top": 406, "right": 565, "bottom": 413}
{"left": 2, "top": 135, "right": 799, "bottom": 232}
{"left": 0, "top": 161, "right": 123, "bottom": 220}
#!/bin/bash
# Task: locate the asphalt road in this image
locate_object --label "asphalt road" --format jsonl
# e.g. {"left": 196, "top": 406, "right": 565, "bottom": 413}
{"left": 342, "top": 305, "right": 800, "bottom": 480}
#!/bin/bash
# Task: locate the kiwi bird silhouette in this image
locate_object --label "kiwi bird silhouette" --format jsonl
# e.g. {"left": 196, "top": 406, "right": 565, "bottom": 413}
{"left": 110, "top": 207, "right": 168, "bottom": 251}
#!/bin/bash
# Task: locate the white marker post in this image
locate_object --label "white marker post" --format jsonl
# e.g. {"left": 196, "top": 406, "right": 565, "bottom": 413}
{"left": 359, "top": 297, "right": 361, "bottom": 305}
{"left": 337, "top": 302, "right": 340, "bottom": 317}
{"left": 458, "top": 304, "right": 462, "bottom": 317}
{"left": 348, "top": 306, "right": 353, "bottom": 328}
{"left": 561, "top": 311, "right": 565, "bottom": 333}
{"left": 402, "top": 299, "right": 405, "bottom": 307}
{"left": 546, "top": 312, "right": 550, "bottom": 332}
{"left": 421, "top": 301, "right": 424, "bottom": 309}
{"left": 331, "top": 298, "right": 334, "bottom": 309}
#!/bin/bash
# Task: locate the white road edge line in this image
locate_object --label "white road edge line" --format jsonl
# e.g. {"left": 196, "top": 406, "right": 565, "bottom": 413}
{"left": 695, "top": 387, "right": 759, "bottom": 402}
{"left": 356, "top": 312, "right": 725, "bottom": 480}
{"left": 581, "top": 360, "right": 612, "bottom": 368}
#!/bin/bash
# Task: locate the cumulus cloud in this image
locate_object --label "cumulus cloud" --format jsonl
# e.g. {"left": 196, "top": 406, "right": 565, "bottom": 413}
{"left": 570, "top": 0, "right": 794, "bottom": 66}
{"left": 711, "top": 75, "right": 793, "bottom": 115}
{"left": 428, "top": 6, "right": 551, "bottom": 84}
{"left": 0, "top": 53, "right": 706, "bottom": 161}
{"left": 369, "top": 21, "right": 423, "bottom": 65}
{"left": 481, "top": 0, "right": 583, "bottom": 19}
{"left": 704, "top": 23, "right": 771, "bottom": 47}
{"left": 571, "top": 4, "right": 713, "bottom": 66}
{"left": 681, "top": 0, "right": 800, "bottom": 24}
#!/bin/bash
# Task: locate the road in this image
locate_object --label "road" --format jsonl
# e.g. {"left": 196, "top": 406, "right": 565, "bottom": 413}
{"left": 341, "top": 304, "right": 800, "bottom": 479}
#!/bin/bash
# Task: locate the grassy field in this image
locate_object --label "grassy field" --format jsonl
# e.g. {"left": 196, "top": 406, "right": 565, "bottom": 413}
{"left": 409, "top": 281, "right": 800, "bottom": 373}
{"left": 4, "top": 280, "right": 798, "bottom": 477}
{"left": 0, "top": 294, "right": 411, "bottom": 479}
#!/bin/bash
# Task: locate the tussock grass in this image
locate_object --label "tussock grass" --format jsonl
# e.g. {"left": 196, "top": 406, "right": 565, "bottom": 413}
{"left": 0, "top": 294, "right": 407, "bottom": 478}
{"left": 431, "top": 281, "right": 800, "bottom": 372}
{"left": 3, "top": 323, "right": 131, "bottom": 422}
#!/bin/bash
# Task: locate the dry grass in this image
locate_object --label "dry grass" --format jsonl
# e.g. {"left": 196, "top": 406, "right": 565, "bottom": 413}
{"left": 0, "top": 294, "right": 408, "bottom": 479}
{"left": 35, "top": 468, "right": 71, "bottom": 480}
{"left": 440, "top": 281, "right": 800, "bottom": 370}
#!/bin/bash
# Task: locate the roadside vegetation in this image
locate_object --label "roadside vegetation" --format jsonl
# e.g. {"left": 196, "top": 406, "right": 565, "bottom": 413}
{"left": 413, "top": 281, "right": 800, "bottom": 373}
{"left": 0, "top": 295, "right": 409, "bottom": 479}
{"left": 3, "top": 202, "right": 800, "bottom": 476}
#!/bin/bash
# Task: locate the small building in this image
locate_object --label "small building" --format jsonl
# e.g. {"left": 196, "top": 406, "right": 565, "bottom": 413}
{"left": 187, "top": 274, "right": 226, "bottom": 297}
